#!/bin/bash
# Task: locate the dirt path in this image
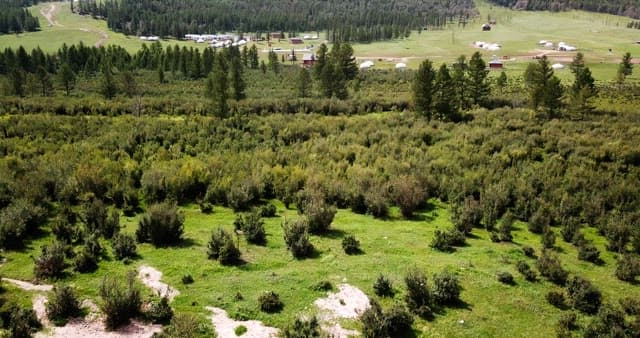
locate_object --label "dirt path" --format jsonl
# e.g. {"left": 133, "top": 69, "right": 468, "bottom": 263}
{"left": 93, "top": 29, "right": 109, "bottom": 48}
{"left": 2, "top": 277, "right": 53, "bottom": 292}
{"left": 40, "top": 3, "right": 62, "bottom": 27}
{"left": 314, "top": 284, "right": 370, "bottom": 338}
{"left": 137, "top": 265, "right": 180, "bottom": 301}
{"left": 206, "top": 307, "right": 279, "bottom": 338}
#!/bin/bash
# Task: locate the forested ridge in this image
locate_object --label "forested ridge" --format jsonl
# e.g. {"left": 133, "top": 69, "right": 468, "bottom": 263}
{"left": 487, "top": 0, "right": 640, "bottom": 19}
{"left": 76, "top": 0, "right": 477, "bottom": 42}
{"left": 0, "top": 0, "right": 40, "bottom": 34}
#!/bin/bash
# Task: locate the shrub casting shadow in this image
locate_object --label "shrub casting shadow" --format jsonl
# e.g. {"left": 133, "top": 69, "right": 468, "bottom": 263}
{"left": 323, "top": 228, "right": 347, "bottom": 239}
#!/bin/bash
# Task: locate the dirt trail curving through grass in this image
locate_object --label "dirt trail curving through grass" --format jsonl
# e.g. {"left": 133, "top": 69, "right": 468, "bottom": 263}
{"left": 40, "top": 3, "right": 63, "bottom": 27}
{"left": 137, "top": 265, "right": 180, "bottom": 301}
{"left": 93, "top": 29, "right": 109, "bottom": 47}
{"left": 2, "top": 277, "right": 53, "bottom": 292}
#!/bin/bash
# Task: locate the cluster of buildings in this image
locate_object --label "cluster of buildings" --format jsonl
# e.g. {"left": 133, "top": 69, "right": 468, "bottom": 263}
{"left": 538, "top": 40, "right": 578, "bottom": 51}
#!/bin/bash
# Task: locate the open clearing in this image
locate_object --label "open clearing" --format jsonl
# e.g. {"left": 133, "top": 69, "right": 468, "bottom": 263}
{"left": 207, "top": 306, "right": 279, "bottom": 338}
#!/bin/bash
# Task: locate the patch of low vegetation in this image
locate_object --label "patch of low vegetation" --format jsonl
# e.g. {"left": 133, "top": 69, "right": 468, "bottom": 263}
{"left": 46, "top": 284, "right": 82, "bottom": 326}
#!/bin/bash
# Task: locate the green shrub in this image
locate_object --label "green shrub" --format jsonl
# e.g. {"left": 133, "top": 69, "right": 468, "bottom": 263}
{"left": 497, "top": 271, "right": 515, "bottom": 285}
{"left": 6, "top": 304, "right": 41, "bottom": 338}
{"left": 34, "top": 241, "right": 67, "bottom": 279}
{"left": 584, "top": 304, "right": 627, "bottom": 338}
{"left": 207, "top": 228, "right": 241, "bottom": 265}
{"left": 73, "top": 247, "right": 98, "bottom": 273}
{"left": 432, "top": 270, "right": 462, "bottom": 306}
{"left": 373, "top": 274, "right": 394, "bottom": 297}
{"left": 536, "top": 250, "right": 568, "bottom": 285}
{"left": 528, "top": 207, "right": 550, "bottom": 234}
{"left": 341, "top": 235, "right": 361, "bottom": 255}
{"left": 311, "top": 280, "right": 333, "bottom": 292}
{"left": 390, "top": 175, "right": 427, "bottom": 219}
{"left": 282, "top": 316, "right": 322, "bottom": 338}
{"left": 282, "top": 218, "right": 314, "bottom": 259}
{"left": 99, "top": 271, "right": 142, "bottom": 330}
{"left": 567, "top": 276, "right": 601, "bottom": 315}
{"left": 498, "top": 213, "right": 513, "bottom": 242}
{"left": 182, "top": 274, "right": 194, "bottom": 285}
{"left": 259, "top": 203, "right": 277, "bottom": 217}
{"left": 404, "top": 268, "right": 432, "bottom": 317}
{"left": 430, "top": 228, "right": 465, "bottom": 252}
{"left": 302, "top": 196, "right": 336, "bottom": 234}
{"left": 560, "top": 220, "right": 580, "bottom": 243}
{"left": 136, "top": 201, "right": 184, "bottom": 247}
{"left": 620, "top": 297, "right": 640, "bottom": 315}
{"left": 360, "top": 300, "right": 414, "bottom": 338}
{"left": 199, "top": 202, "right": 213, "bottom": 214}
{"left": 451, "top": 196, "right": 482, "bottom": 234}
{"left": 112, "top": 233, "right": 138, "bottom": 260}
{"left": 160, "top": 313, "right": 216, "bottom": 338}
{"left": 46, "top": 285, "right": 82, "bottom": 326}
{"left": 234, "top": 325, "right": 248, "bottom": 336}
{"left": 258, "top": 291, "right": 283, "bottom": 313}
{"left": 364, "top": 190, "right": 388, "bottom": 218}
{"left": 615, "top": 254, "right": 640, "bottom": 282}
{"left": 522, "top": 245, "right": 536, "bottom": 258}
{"left": 546, "top": 290, "right": 566, "bottom": 309}
{"left": 556, "top": 312, "right": 578, "bottom": 332}
{"left": 577, "top": 241, "right": 600, "bottom": 263}
{"left": 0, "top": 198, "right": 47, "bottom": 249}
{"left": 146, "top": 297, "right": 173, "bottom": 324}
{"left": 541, "top": 227, "right": 556, "bottom": 249}
{"left": 516, "top": 260, "right": 537, "bottom": 281}
{"left": 239, "top": 211, "right": 267, "bottom": 245}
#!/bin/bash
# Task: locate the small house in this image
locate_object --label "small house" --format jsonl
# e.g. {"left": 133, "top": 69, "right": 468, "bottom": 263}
{"left": 488, "top": 60, "right": 503, "bottom": 69}
{"left": 302, "top": 54, "right": 316, "bottom": 68}
{"left": 270, "top": 32, "right": 284, "bottom": 39}
{"left": 290, "top": 38, "right": 304, "bottom": 44}
{"left": 482, "top": 23, "right": 491, "bottom": 31}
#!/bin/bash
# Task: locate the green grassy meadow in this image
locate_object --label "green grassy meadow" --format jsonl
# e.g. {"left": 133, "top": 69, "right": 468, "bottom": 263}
{"left": 2, "top": 198, "right": 637, "bottom": 337}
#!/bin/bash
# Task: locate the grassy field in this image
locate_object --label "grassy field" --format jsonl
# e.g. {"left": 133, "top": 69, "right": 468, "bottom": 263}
{"left": 1, "top": 197, "right": 637, "bottom": 337}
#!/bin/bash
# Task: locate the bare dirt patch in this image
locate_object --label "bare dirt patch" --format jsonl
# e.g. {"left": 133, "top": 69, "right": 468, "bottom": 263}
{"left": 40, "top": 3, "right": 62, "bottom": 27}
{"left": 314, "top": 283, "right": 370, "bottom": 338}
{"left": 2, "top": 277, "right": 53, "bottom": 292}
{"left": 34, "top": 295, "right": 161, "bottom": 338}
{"left": 137, "top": 265, "right": 180, "bottom": 301}
{"left": 206, "top": 306, "right": 279, "bottom": 338}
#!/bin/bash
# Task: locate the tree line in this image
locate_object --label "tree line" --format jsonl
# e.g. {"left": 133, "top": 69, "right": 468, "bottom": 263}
{"left": 0, "top": 0, "right": 40, "bottom": 34}
{"left": 487, "top": 0, "right": 640, "bottom": 19}
{"left": 75, "top": 0, "right": 477, "bottom": 42}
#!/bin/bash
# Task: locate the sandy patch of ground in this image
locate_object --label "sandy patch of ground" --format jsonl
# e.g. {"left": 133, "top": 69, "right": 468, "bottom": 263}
{"left": 2, "top": 277, "right": 53, "bottom": 292}
{"left": 314, "top": 283, "right": 370, "bottom": 338}
{"left": 137, "top": 265, "right": 179, "bottom": 301}
{"left": 206, "top": 307, "right": 279, "bottom": 338}
{"left": 35, "top": 318, "right": 162, "bottom": 338}
{"left": 34, "top": 295, "right": 161, "bottom": 338}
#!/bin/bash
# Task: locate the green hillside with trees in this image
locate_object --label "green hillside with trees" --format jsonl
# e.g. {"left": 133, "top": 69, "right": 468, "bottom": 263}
{"left": 487, "top": 0, "right": 640, "bottom": 19}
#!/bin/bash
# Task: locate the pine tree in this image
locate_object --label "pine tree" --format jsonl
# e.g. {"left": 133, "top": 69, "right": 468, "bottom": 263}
{"left": 434, "top": 63, "right": 456, "bottom": 120}
{"left": 570, "top": 64, "right": 597, "bottom": 117}
{"left": 205, "top": 56, "right": 229, "bottom": 118}
{"left": 58, "top": 63, "right": 76, "bottom": 96}
{"left": 8, "top": 67, "right": 26, "bottom": 97}
{"left": 313, "top": 44, "right": 328, "bottom": 79}
{"left": 467, "top": 51, "right": 489, "bottom": 106}
{"left": 496, "top": 71, "right": 507, "bottom": 94}
{"left": 451, "top": 55, "right": 468, "bottom": 110}
{"left": 120, "top": 71, "right": 137, "bottom": 98}
{"left": 297, "top": 67, "right": 311, "bottom": 98}
{"left": 268, "top": 50, "right": 280, "bottom": 74}
{"left": 230, "top": 55, "right": 246, "bottom": 100}
{"left": 157, "top": 62, "right": 165, "bottom": 84}
{"left": 621, "top": 52, "right": 633, "bottom": 76}
{"left": 524, "top": 56, "right": 564, "bottom": 118}
{"left": 249, "top": 45, "right": 259, "bottom": 69}
{"left": 413, "top": 59, "right": 436, "bottom": 120}
{"left": 100, "top": 63, "right": 117, "bottom": 99}
{"left": 35, "top": 65, "right": 53, "bottom": 96}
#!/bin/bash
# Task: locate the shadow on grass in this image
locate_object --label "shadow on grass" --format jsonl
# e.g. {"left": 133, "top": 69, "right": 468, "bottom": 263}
{"left": 323, "top": 228, "right": 347, "bottom": 239}
{"left": 174, "top": 237, "right": 199, "bottom": 248}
